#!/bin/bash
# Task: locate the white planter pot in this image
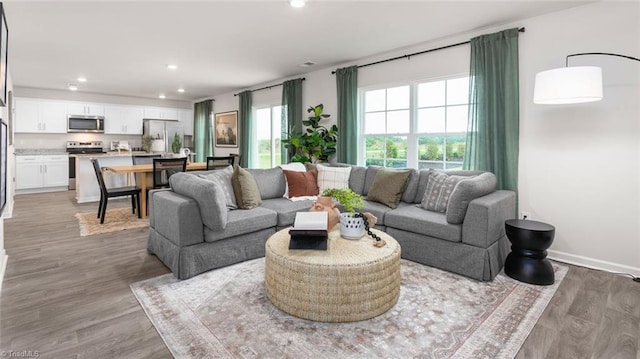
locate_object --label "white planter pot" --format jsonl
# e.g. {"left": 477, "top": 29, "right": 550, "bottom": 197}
{"left": 340, "top": 213, "right": 364, "bottom": 239}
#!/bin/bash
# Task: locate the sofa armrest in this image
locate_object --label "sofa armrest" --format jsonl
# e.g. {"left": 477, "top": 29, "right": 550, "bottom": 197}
{"left": 462, "top": 190, "right": 516, "bottom": 248}
{"left": 150, "top": 190, "right": 204, "bottom": 247}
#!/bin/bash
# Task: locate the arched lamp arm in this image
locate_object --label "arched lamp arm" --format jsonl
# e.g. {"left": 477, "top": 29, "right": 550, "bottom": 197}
{"left": 566, "top": 52, "right": 640, "bottom": 67}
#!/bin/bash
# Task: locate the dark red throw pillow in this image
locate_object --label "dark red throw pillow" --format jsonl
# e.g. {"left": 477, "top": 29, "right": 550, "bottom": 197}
{"left": 283, "top": 169, "right": 319, "bottom": 197}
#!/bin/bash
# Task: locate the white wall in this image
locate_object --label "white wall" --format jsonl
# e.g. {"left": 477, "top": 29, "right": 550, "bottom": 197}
{"left": 211, "top": 2, "right": 640, "bottom": 275}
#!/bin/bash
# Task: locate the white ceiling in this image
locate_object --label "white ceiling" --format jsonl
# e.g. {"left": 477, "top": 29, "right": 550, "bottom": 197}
{"left": 4, "top": 1, "right": 591, "bottom": 102}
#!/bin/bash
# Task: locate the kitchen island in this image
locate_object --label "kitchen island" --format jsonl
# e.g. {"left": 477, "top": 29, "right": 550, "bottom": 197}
{"left": 75, "top": 152, "right": 160, "bottom": 203}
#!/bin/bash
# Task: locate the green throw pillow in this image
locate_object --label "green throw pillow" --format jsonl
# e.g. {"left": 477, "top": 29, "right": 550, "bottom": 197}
{"left": 366, "top": 168, "right": 412, "bottom": 208}
{"left": 232, "top": 166, "right": 262, "bottom": 209}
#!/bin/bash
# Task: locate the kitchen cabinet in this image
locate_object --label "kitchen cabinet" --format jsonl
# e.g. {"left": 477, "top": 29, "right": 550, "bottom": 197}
{"left": 104, "top": 105, "right": 143, "bottom": 134}
{"left": 179, "top": 109, "right": 194, "bottom": 136}
{"left": 67, "top": 101, "right": 105, "bottom": 116}
{"left": 144, "top": 107, "right": 178, "bottom": 120}
{"left": 16, "top": 155, "right": 69, "bottom": 192}
{"left": 14, "top": 98, "right": 67, "bottom": 133}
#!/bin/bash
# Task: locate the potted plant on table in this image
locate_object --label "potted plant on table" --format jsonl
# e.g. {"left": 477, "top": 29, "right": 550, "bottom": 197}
{"left": 322, "top": 188, "right": 366, "bottom": 239}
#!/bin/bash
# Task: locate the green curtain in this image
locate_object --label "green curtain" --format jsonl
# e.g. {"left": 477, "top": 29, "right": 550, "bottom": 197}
{"left": 238, "top": 91, "right": 253, "bottom": 168}
{"left": 336, "top": 66, "right": 358, "bottom": 164}
{"left": 281, "top": 78, "right": 303, "bottom": 163}
{"left": 463, "top": 28, "right": 519, "bottom": 192}
{"left": 193, "top": 100, "right": 213, "bottom": 162}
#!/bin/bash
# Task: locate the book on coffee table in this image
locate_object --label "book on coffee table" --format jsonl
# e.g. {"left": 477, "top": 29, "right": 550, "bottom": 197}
{"left": 289, "top": 212, "right": 328, "bottom": 250}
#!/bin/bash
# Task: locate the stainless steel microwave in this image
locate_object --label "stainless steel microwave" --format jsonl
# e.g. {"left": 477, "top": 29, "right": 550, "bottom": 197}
{"left": 67, "top": 115, "right": 105, "bottom": 133}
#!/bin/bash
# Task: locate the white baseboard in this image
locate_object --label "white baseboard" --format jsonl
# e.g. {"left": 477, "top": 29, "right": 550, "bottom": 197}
{"left": 548, "top": 249, "right": 640, "bottom": 277}
{"left": 0, "top": 250, "right": 7, "bottom": 293}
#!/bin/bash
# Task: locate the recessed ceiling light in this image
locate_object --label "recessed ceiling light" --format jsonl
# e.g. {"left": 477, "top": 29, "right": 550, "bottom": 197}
{"left": 290, "top": 0, "right": 305, "bottom": 8}
{"left": 77, "top": 77, "right": 87, "bottom": 83}
{"left": 299, "top": 61, "right": 317, "bottom": 67}
{"left": 178, "top": 88, "right": 185, "bottom": 93}
{"left": 159, "top": 94, "right": 166, "bottom": 99}
{"left": 68, "top": 84, "right": 78, "bottom": 91}
{"left": 166, "top": 64, "right": 178, "bottom": 70}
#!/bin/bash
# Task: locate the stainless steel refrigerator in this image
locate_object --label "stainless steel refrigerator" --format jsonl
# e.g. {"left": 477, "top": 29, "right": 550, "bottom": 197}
{"left": 143, "top": 119, "right": 184, "bottom": 153}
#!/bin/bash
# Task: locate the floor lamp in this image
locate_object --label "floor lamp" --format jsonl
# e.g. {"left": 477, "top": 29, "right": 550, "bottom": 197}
{"left": 533, "top": 52, "right": 640, "bottom": 105}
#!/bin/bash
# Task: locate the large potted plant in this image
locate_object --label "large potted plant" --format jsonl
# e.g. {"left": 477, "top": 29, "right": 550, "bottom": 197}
{"left": 283, "top": 104, "right": 338, "bottom": 164}
{"left": 322, "top": 188, "right": 365, "bottom": 239}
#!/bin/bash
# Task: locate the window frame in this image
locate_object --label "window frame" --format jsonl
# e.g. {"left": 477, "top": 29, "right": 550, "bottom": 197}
{"left": 358, "top": 74, "right": 469, "bottom": 170}
{"left": 253, "top": 104, "right": 283, "bottom": 169}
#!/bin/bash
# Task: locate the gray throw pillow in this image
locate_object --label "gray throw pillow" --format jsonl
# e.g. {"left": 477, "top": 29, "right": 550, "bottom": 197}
{"left": 420, "top": 170, "right": 466, "bottom": 213}
{"left": 366, "top": 168, "right": 412, "bottom": 209}
{"left": 199, "top": 165, "right": 237, "bottom": 210}
{"left": 232, "top": 166, "right": 262, "bottom": 209}
{"left": 446, "top": 172, "right": 497, "bottom": 224}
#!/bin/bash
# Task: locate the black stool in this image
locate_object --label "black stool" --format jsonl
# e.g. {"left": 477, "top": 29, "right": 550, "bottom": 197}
{"left": 504, "top": 219, "right": 555, "bottom": 285}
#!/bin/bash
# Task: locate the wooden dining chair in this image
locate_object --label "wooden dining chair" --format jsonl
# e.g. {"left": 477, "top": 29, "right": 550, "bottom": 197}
{"left": 206, "top": 156, "right": 235, "bottom": 170}
{"left": 91, "top": 158, "right": 141, "bottom": 224}
{"left": 152, "top": 157, "right": 188, "bottom": 189}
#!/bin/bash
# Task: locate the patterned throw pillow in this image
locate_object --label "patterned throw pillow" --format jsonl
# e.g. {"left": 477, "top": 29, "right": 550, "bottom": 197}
{"left": 420, "top": 170, "right": 465, "bottom": 213}
{"left": 316, "top": 164, "right": 351, "bottom": 195}
{"left": 199, "top": 165, "right": 237, "bottom": 210}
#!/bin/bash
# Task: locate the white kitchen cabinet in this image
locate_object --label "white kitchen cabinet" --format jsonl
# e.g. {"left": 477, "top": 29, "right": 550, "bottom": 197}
{"left": 144, "top": 107, "right": 178, "bottom": 120}
{"left": 67, "top": 101, "right": 105, "bottom": 116}
{"left": 15, "top": 98, "right": 67, "bottom": 133}
{"left": 179, "top": 109, "right": 194, "bottom": 135}
{"left": 104, "top": 105, "right": 144, "bottom": 134}
{"left": 16, "top": 155, "right": 69, "bottom": 192}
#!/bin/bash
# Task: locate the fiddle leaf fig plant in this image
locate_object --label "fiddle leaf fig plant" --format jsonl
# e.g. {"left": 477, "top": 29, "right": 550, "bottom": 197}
{"left": 322, "top": 188, "right": 364, "bottom": 213}
{"left": 283, "top": 104, "right": 338, "bottom": 163}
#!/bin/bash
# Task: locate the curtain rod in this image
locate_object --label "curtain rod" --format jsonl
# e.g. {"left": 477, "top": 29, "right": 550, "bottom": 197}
{"left": 331, "top": 27, "right": 525, "bottom": 75}
{"left": 233, "top": 77, "right": 306, "bottom": 96}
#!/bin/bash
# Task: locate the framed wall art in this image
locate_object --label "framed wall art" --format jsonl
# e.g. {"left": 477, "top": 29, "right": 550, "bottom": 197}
{"left": 214, "top": 111, "right": 238, "bottom": 148}
{"left": 0, "top": 3, "right": 8, "bottom": 107}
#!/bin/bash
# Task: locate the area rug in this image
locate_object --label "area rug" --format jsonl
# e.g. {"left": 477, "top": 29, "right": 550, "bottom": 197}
{"left": 75, "top": 207, "right": 148, "bottom": 236}
{"left": 131, "top": 258, "right": 567, "bottom": 358}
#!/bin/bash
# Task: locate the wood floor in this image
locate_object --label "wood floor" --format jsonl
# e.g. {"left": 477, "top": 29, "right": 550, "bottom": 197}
{"left": 1, "top": 191, "right": 638, "bottom": 358}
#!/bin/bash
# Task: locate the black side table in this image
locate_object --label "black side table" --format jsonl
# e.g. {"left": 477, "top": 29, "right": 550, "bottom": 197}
{"left": 504, "top": 219, "right": 555, "bottom": 285}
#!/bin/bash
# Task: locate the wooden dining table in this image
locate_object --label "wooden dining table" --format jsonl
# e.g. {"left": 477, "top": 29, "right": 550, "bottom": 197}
{"left": 103, "top": 162, "right": 207, "bottom": 218}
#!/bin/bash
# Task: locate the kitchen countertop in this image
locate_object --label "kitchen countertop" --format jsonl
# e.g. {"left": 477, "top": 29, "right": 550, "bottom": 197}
{"left": 14, "top": 149, "right": 68, "bottom": 156}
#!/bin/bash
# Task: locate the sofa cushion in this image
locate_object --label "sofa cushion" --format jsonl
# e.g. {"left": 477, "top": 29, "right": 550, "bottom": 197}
{"left": 169, "top": 172, "right": 228, "bottom": 231}
{"left": 447, "top": 172, "right": 497, "bottom": 224}
{"left": 283, "top": 169, "right": 319, "bottom": 197}
{"left": 198, "top": 165, "right": 237, "bottom": 210}
{"left": 261, "top": 198, "right": 315, "bottom": 227}
{"left": 232, "top": 166, "right": 262, "bottom": 209}
{"left": 316, "top": 164, "right": 351, "bottom": 194}
{"left": 348, "top": 166, "right": 367, "bottom": 195}
{"left": 362, "top": 166, "right": 381, "bottom": 196}
{"left": 385, "top": 205, "right": 462, "bottom": 243}
{"left": 280, "top": 162, "right": 307, "bottom": 198}
{"left": 401, "top": 169, "right": 419, "bottom": 203}
{"left": 366, "top": 168, "right": 412, "bottom": 209}
{"left": 359, "top": 200, "right": 409, "bottom": 226}
{"left": 204, "top": 207, "right": 277, "bottom": 242}
{"left": 420, "top": 170, "right": 466, "bottom": 213}
{"left": 246, "top": 167, "right": 286, "bottom": 199}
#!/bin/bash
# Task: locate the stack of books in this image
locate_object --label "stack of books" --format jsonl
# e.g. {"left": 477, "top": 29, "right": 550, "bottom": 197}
{"left": 289, "top": 212, "right": 328, "bottom": 250}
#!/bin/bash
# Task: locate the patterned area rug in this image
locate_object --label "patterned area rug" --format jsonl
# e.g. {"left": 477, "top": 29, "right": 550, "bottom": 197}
{"left": 132, "top": 258, "right": 567, "bottom": 359}
{"left": 75, "top": 207, "right": 148, "bottom": 236}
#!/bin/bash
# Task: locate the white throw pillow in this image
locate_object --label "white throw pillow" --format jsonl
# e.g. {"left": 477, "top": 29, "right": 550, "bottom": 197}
{"left": 316, "top": 164, "right": 351, "bottom": 195}
{"left": 279, "top": 162, "right": 307, "bottom": 198}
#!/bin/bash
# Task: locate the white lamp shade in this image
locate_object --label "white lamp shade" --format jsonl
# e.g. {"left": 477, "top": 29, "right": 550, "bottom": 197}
{"left": 533, "top": 66, "right": 603, "bottom": 104}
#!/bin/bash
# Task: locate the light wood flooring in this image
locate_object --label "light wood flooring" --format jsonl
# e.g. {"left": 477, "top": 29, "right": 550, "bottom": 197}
{"left": 1, "top": 191, "right": 638, "bottom": 358}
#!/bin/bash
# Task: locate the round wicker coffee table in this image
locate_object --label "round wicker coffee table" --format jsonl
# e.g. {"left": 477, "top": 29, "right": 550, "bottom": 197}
{"left": 265, "top": 227, "right": 401, "bottom": 322}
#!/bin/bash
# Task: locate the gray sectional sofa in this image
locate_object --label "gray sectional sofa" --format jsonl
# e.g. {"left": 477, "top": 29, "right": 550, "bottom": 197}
{"left": 147, "top": 165, "right": 516, "bottom": 281}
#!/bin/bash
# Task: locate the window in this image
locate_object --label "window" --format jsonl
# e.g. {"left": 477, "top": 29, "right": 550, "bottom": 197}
{"left": 254, "top": 105, "right": 282, "bottom": 169}
{"left": 361, "top": 76, "right": 469, "bottom": 170}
